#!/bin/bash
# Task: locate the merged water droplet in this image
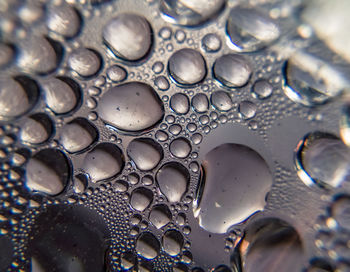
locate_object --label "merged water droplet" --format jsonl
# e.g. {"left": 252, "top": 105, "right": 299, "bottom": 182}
{"left": 170, "top": 93, "right": 190, "bottom": 115}
{"left": 20, "top": 114, "right": 53, "bottom": 145}
{"left": 103, "top": 14, "right": 152, "bottom": 61}
{"left": 98, "top": 82, "right": 164, "bottom": 133}
{"left": 160, "top": 0, "right": 225, "bottom": 26}
{"left": 156, "top": 162, "right": 190, "bottom": 202}
{"left": 213, "top": 54, "right": 252, "bottom": 88}
{"left": 82, "top": 143, "right": 124, "bottom": 182}
{"left": 41, "top": 77, "right": 81, "bottom": 115}
{"left": 127, "top": 138, "right": 163, "bottom": 171}
{"left": 191, "top": 93, "right": 209, "bottom": 113}
{"left": 232, "top": 218, "right": 303, "bottom": 272}
{"left": 194, "top": 143, "right": 273, "bottom": 234}
{"left": 169, "top": 137, "right": 192, "bottom": 158}
{"left": 162, "top": 229, "right": 184, "bottom": 256}
{"left": 136, "top": 232, "right": 160, "bottom": 260}
{"left": 149, "top": 204, "right": 172, "bottom": 229}
{"left": 168, "top": 48, "right": 206, "bottom": 85}
{"left": 295, "top": 132, "right": 350, "bottom": 188}
{"left": 0, "top": 76, "right": 39, "bottom": 119}
{"left": 68, "top": 48, "right": 101, "bottom": 77}
{"left": 60, "top": 118, "right": 97, "bottom": 153}
{"left": 47, "top": 4, "right": 81, "bottom": 38}
{"left": 210, "top": 91, "right": 233, "bottom": 112}
{"left": 227, "top": 5, "right": 280, "bottom": 52}
{"left": 25, "top": 149, "right": 70, "bottom": 195}
{"left": 283, "top": 52, "right": 349, "bottom": 106}
{"left": 202, "top": 33, "right": 222, "bottom": 53}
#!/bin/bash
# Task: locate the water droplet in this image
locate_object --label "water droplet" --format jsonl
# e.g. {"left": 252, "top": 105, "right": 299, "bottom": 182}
{"left": 152, "top": 61, "right": 164, "bottom": 74}
{"left": 130, "top": 187, "right": 153, "bottom": 212}
{"left": 20, "top": 114, "right": 53, "bottom": 145}
{"left": 127, "top": 138, "right": 163, "bottom": 171}
{"left": 213, "top": 54, "right": 252, "bottom": 88}
{"left": 142, "top": 175, "right": 153, "bottom": 186}
{"left": 47, "top": 4, "right": 81, "bottom": 38}
{"left": 136, "top": 232, "right": 160, "bottom": 260}
{"left": 98, "top": 82, "right": 164, "bottom": 133}
{"left": 191, "top": 93, "right": 209, "bottom": 113}
{"left": 227, "top": 6, "right": 280, "bottom": 52}
{"left": 29, "top": 205, "right": 110, "bottom": 271}
{"left": 149, "top": 204, "right": 172, "bottom": 228}
{"left": 156, "top": 162, "right": 190, "bottom": 202}
{"left": 160, "top": 0, "right": 225, "bottom": 26}
{"left": 0, "top": 43, "right": 14, "bottom": 68}
{"left": 120, "top": 251, "right": 137, "bottom": 270}
{"left": 233, "top": 218, "right": 303, "bottom": 272}
{"left": 25, "top": 149, "right": 70, "bottom": 195}
{"left": 283, "top": 52, "right": 348, "bottom": 106}
{"left": 211, "top": 91, "right": 233, "bottom": 112}
{"left": 103, "top": 14, "right": 152, "bottom": 61}
{"left": 162, "top": 229, "right": 184, "bottom": 256}
{"left": 238, "top": 101, "right": 257, "bottom": 119}
{"left": 82, "top": 143, "right": 124, "bottom": 182}
{"left": 194, "top": 143, "right": 272, "bottom": 233}
{"left": 159, "top": 26, "right": 172, "bottom": 40}
{"left": 60, "top": 118, "right": 97, "bottom": 153}
{"left": 202, "top": 33, "right": 221, "bottom": 53}
{"left": 18, "top": 2, "right": 43, "bottom": 24}
{"left": 170, "top": 137, "right": 192, "bottom": 158}
{"left": 191, "top": 133, "right": 202, "bottom": 145}
{"left": 68, "top": 48, "right": 101, "bottom": 77}
{"left": 170, "top": 93, "right": 190, "bottom": 114}
{"left": 340, "top": 100, "right": 350, "bottom": 147}
{"left": 155, "top": 130, "right": 169, "bottom": 142}
{"left": 175, "top": 29, "right": 186, "bottom": 43}
{"left": 295, "top": 132, "right": 350, "bottom": 188}
{"left": 73, "top": 174, "right": 88, "bottom": 194}
{"left": 155, "top": 76, "right": 170, "bottom": 91}
{"left": 106, "top": 65, "right": 127, "bottom": 83}
{"left": 0, "top": 76, "right": 39, "bottom": 119}
{"left": 42, "top": 77, "right": 80, "bottom": 115}
{"left": 169, "top": 124, "right": 182, "bottom": 136}
{"left": 18, "top": 36, "right": 61, "bottom": 74}
{"left": 168, "top": 48, "right": 206, "bottom": 85}
{"left": 331, "top": 195, "right": 350, "bottom": 231}
{"left": 252, "top": 79, "right": 273, "bottom": 99}
{"left": 115, "top": 180, "right": 129, "bottom": 192}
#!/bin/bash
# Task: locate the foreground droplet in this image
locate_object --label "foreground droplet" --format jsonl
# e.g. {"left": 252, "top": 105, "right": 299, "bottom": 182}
{"left": 136, "top": 232, "right": 160, "bottom": 260}
{"left": 156, "top": 162, "right": 190, "bottom": 202}
{"left": 103, "top": 13, "right": 152, "bottom": 61}
{"left": 213, "top": 54, "right": 252, "bottom": 88}
{"left": 127, "top": 138, "right": 163, "bottom": 171}
{"left": 295, "top": 132, "right": 350, "bottom": 188}
{"left": 168, "top": 48, "right": 206, "bottom": 85}
{"left": 232, "top": 218, "right": 303, "bottom": 272}
{"left": 29, "top": 205, "right": 110, "bottom": 272}
{"left": 82, "top": 143, "right": 124, "bottom": 182}
{"left": 227, "top": 6, "right": 280, "bottom": 52}
{"left": 25, "top": 149, "right": 70, "bottom": 195}
{"left": 194, "top": 143, "right": 272, "bottom": 234}
{"left": 160, "top": 0, "right": 225, "bottom": 26}
{"left": 149, "top": 204, "right": 172, "bottom": 229}
{"left": 98, "top": 82, "right": 164, "bottom": 133}
{"left": 162, "top": 229, "right": 184, "bottom": 256}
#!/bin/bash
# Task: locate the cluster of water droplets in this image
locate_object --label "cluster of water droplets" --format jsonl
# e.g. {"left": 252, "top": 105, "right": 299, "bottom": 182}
{"left": 0, "top": 0, "right": 350, "bottom": 271}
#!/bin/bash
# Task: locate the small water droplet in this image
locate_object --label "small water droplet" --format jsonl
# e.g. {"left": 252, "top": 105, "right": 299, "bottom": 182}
{"left": 211, "top": 91, "right": 233, "bottom": 112}
{"left": 152, "top": 61, "right": 164, "bottom": 74}
{"left": 155, "top": 76, "right": 170, "bottom": 91}
{"left": 170, "top": 93, "right": 190, "bottom": 115}
{"left": 238, "top": 101, "right": 257, "bottom": 119}
{"left": 252, "top": 79, "right": 273, "bottom": 99}
{"left": 106, "top": 65, "right": 127, "bottom": 83}
{"left": 159, "top": 26, "right": 172, "bottom": 40}
{"left": 20, "top": 114, "right": 53, "bottom": 145}
{"left": 170, "top": 137, "right": 192, "bottom": 158}
{"left": 202, "top": 33, "right": 222, "bottom": 53}
{"left": 68, "top": 48, "right": 101, "bottom": 77}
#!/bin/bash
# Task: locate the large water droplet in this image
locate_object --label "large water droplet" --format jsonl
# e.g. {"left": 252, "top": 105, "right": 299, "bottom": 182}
{"left": 42, "top": 77, "right": 81, "bottom": 115}
{"left": 170, "top": 93, "right": 190, "bottom": 115}
{"left": 29, "top": 205, "right": 110, "bottom": 272}
{"left": 103, "top": 14, "right": 152, "bottom": 61}
{"left": 169, "top": 137, "right": 192, "bottom": 158}
{"left": 160, "top": 0, "right": 225, "bottom": 26}
{"left": 130, "top": 187, "right": 153, "bottom": 212}
{"left": 68, "top": 48, "right": 101, "bottom": 77}
{"left": 60, "top": 118, "right": 97, "bottom": 153}
{"left": 283, "top": 51, "right": 349, "bottom": 106}
{"left": 136, "top": 232, "right": 160, "bottom": 260}
{"left": 0, "top": 76, "right": 39, "bottom": 119}
{"left": 20, "top": 114, "right": 53, "bottom": 145}
{"left": 47, "top": 4, "right": 81, "bottom": 38}
{"left": 82, "top": 143, "right": 124, "bottom": 182}
{"left": 149, "top": 204, "right": 172, "bottom": 229}
{"left": 127, "top": 138, "right": 163, "bottom": 171}
{"left": 168, "top": 48, "right": 206, "bottom": 85}
{"left": 156, "top": 162, "right": 190, "bottom": 203}
{"left": 162, "top": 229, "right": 184, "bottom": 256}
{"left": 233, "top": 218, "right": 303, "bottom": 272}
{"left": 210, "top": 91, "right": 233, "bottom": 112}
{"left": 194, "top": 143, "right": 273, "bottom": 234}
{"left": 227, "top": 6, "right": 280, "bottom": 52}
{"left": 191, "top": 93, "right": 209, "bottom": 113}
{"left": 25, "top": 149, "right": 70, "bottom": 195}
{"left": 213, "top": 54, "right": 252, "bottom": 88}
{"left": 295, "top": 132, "right": 350, "bottom": 188}
{"left": 98, "top": 82, "right": 164, "bottom": 133}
